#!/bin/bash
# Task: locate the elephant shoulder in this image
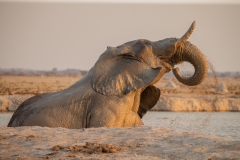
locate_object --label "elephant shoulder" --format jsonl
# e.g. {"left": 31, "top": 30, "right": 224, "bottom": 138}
{"left": 19, "top": 93, "right": 49, "bottom": 110}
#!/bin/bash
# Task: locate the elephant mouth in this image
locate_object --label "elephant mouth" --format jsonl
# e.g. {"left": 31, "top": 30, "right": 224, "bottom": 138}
{"left": 159, "top": 57, "right": 169, "bottom": 61}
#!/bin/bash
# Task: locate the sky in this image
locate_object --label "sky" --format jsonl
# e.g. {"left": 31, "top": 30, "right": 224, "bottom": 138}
{"left": 0, "top": 0, "right": 240, "bottom": 72}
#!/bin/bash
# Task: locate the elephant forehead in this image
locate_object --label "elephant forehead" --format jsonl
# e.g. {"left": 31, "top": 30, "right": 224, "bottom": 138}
{"left": 132, "top": 40, "right": 147, "bottom": 54}
{"left": 119, "top": 40, "right": 161, "bottom": 69}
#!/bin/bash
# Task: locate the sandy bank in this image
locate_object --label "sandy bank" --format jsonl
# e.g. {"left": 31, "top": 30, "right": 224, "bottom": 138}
{"left": 1, "top": 95, "right": 239, "bottom": 112}
{"left": 153, "top": 95, "right": 240, "bottom": 112}
{"left": 0, "top": 126, "right": 239, "bottom": 159}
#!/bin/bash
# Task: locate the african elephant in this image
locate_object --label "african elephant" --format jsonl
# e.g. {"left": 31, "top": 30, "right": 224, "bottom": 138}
{"left": 8, "top": 21, "right": 208, "bottom": 128}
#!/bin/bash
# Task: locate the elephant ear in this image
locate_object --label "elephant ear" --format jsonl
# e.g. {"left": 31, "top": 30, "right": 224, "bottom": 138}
{"left": 91, "top": 42, "right": 163, "bottom": 97}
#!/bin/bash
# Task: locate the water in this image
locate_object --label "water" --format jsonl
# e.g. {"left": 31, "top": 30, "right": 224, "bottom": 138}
{"left": 0, "top": 113, "right": 12, "bottom": 126}
{"left": 142, "top": 112, "right": 240, "bottom": 140}
{"left": 1, "top": 112, "right": 239, "bottom": 140}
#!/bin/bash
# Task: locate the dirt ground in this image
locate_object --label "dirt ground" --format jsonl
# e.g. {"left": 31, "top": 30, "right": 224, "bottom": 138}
{"left": 0, "top": 126, "right": 239, "bottom": 160}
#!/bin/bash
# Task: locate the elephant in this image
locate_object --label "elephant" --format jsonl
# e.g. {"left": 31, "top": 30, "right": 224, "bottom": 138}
{"left": 8, "top": 21, "right": 208, "bottom": 129}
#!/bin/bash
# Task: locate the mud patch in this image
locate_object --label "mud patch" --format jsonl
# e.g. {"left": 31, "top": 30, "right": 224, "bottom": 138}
{"left": 51, "top": 142, "right": 121, "bottom": 155}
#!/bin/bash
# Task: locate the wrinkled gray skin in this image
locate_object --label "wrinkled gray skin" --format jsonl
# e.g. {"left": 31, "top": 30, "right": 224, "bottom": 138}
{"left": 8, "top": 21, "right": 208, "bottom": 128}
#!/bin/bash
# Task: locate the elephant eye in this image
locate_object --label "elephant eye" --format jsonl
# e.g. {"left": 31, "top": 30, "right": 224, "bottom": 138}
{"left": 145, "top": 41, "right": 151, "bottom": 46}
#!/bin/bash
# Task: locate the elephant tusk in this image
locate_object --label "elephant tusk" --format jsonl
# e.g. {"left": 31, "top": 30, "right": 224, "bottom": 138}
{"left": 176, "top": 21, "right": 196, "bottom": 47}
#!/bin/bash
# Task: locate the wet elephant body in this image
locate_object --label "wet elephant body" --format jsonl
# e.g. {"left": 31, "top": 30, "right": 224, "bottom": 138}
{"left": 8, "top": 22, "right": 208, "bottom": 128}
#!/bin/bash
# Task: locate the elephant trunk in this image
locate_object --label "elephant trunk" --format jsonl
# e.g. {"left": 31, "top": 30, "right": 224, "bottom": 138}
{"left": 170, "top": 41, "right": 208, "bottom": 86}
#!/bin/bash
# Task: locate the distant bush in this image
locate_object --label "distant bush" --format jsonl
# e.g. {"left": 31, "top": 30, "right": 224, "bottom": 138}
{"left": 0, "top": 68, "right": 87, "bottom": 77}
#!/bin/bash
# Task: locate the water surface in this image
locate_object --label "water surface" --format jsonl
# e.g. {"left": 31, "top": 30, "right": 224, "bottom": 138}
{"left": 143, "top": 112, "right": 240, "bottom": 140}
{"left": 0, "top": 113, "right": 12, "bottom": 126}
{"left": 1, "top": 112, "right": 239, "bottom": 140}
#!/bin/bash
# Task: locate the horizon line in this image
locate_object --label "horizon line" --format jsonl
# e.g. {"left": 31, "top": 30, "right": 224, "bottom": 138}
{"left": 0, "top": 0, "right": 240, "bottom": 4}
{"left": 0, "top": 68, "right": 239, "bottom": 73}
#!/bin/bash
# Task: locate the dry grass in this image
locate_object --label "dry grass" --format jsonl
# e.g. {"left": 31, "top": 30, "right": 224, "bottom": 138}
{"left": 0, "top": 75, "right": 81, "bottom": 95}
{"left": 0, "top": 75, "right": 239, "bottom": 96}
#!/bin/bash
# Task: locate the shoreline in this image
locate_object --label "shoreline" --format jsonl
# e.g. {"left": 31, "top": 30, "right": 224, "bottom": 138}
{"left": 0, "top": 76, "right": 239, "bottom": 112}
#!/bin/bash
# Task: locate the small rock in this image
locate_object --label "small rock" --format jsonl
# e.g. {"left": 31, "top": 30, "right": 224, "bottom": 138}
{"left": 52, "top": 145, "right": 61, "bottom": 151}
{"left": 215, "top": 83, "right": 228, "bottom": 93}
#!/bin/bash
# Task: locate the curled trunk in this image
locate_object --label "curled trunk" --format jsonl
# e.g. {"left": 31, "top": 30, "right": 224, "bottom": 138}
{"left": 170, "top": 41, "right": 208, "bottom": 86}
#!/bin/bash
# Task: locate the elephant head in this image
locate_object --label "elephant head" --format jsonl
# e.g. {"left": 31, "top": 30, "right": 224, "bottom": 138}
{"left": 151, "top": 21, "right": 208, "bottom": 86}
{"left": 92, "top": 21, "right": 208, "bottom": 98}
{"left": 161, "top": 21, "right": 208, "bottom": 86}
